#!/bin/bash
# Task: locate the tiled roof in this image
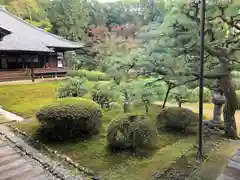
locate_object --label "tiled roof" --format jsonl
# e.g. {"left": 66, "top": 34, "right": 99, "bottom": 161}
{"left": 0, "top": 8, "right": 84, "bottom": 52}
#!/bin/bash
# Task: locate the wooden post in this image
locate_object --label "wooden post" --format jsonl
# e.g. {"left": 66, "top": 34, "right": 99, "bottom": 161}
{"left": 62, "top": 51, "right": 65, "bottom": 68}
{"left": 44, "top": 53, "right": 46, "bottom": 68}
{"left": 21, "top": 55, "right": 24, "bottom": 69}
{"left": 31, "top": 57, "right": 35, "bottom": 82}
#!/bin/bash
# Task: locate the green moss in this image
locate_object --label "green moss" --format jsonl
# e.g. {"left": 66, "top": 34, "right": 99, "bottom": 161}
{"left": 12, "top": 120, "right": 40, "bottom": 136}
{"left": 12, "top": 104, "right": 194, "bottom": 180}
{"left": 67, "top": 69, "right": 110, "bottom": 81}
{"left": 36, "top": 98, "right": 102, "bottom": 140}
{"left": 107, "top": 113, "right": 158, "bottom": 150}
{"left": 0, "top": 116, "right": 8, "bottom": 123}
{"left": 190, "top": 140, "right": 240, "bottom": 180}
{"left": 5, "top": 82, "right": 195, "bottom": 180}
{"left": 156, "top": 107, "right": 199, "bottom": 132}
{"left": 0, "top": 81, "right": 97, "bottom": 118}
{"left": 0, "top": 82, "right": 60, "bottom": 118}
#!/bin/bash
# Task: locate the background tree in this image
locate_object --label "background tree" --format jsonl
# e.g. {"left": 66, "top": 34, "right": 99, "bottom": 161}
{"left": 1, "top": 0, "right": 52, "bottom": 32}
{"left": 47, "top": 0, "right": 90, "bottom": 41}
{"left": 137, "top": 0, "right": 240, "bottom": 138}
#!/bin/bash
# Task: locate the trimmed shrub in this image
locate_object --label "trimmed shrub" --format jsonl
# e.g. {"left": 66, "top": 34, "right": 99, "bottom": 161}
{"left": 107, "top": 113, "right": 158, "bottom": 151}
{"left": 156, "top": 107, "right": 199, "bottom": 132}
{"left": 86, "top": 70, "right": 109, "bottom": 81}
{"left": 169, "top": 86, "right": 192, "bottom": 105}
{"left": 91, "top": 82, "right": 120, "bottom": 109}
{"left": 57, "top": 77, "right": 88, "bottom": 98}
{"left": 66, "top": 70, "right": 83, "bottom": 77}
{"left": 67, "top": 69, "right": 110, "bottom": 81}
{"left": 36, "top": 98, "right": 102, "bottom": 141}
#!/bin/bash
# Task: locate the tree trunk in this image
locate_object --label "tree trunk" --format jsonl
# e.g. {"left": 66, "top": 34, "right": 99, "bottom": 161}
{"left": 145, "top": 104, "right": 149, "bottom": 114}
{"left": 219, "top": 65, "right": 238, "bottom": 139}
{"left": 123, "top": 92, "right": 130, "bottom": 113}
{"left": 162, "top": 86, "right": 171, "bottom": 109}
{"left": 178, "top": 101, "right": 182, "bottom": 108}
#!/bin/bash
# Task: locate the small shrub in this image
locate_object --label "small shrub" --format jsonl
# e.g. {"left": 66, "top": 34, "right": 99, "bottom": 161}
{"left": 92, "top": 92, "right": 111, "bottom": 109}
{"left": 169, "top": 86, "right": 192, "bottom": 105}
{"left": 107, "top": 113, "right": 158, "bottom": 151}
{"left": 92, "top": 82, "right": 120, "bottom": 109}
{"left": 156, "top": 107, "right": 199, "bottom": 132}
{"left": 67, "top": 69, "right": 110, "bottom": 81}
{"left": 57, "top": 77, "right": 88, "bottom": 98}
{"left": 36, "top": 98, "right": 102, "bottom": 141}
{"left": 86, "top": 70, "right": 110, "bottom": 81}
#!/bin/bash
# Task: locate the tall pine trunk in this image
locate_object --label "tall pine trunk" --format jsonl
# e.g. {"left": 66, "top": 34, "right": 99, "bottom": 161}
{"left": 219, "top": 65, "right": 238, "bottom": 139}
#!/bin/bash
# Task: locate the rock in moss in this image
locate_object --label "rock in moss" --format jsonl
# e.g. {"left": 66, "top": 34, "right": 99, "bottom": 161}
{"left": 107, "top": 113, "right": 158, "bottom": 151}
{"left": 156, "top": 107, "right": 199, "bottom": 132}
{"left": 36, "top": 98, "right": 102, "bottom": 141}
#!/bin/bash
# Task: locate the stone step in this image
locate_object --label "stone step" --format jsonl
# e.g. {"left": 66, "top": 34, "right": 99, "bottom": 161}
{"left": 0, "top": 158, "right": 27, "bottom": 173}
{"left": 20, "top": 166, "right": 46, "bottom": 179}
{"left": 0, "top": 141, "right": 8, "bottom": 147}
{"left": 7, "top": 165, "right": 45, "bottom": 180}
{"left": 0, "top": 153, "right": 22, "bottom": 166}
{"left": 0, "top": 146, "right": 17, "bottom": 158}
{"left": 223, "top": 167, "right": 240, "bottom": 180}
{"left": 31, "top": 174, "right": 55, "bottom": 180}
{"left": 0, "top": 161, "right": 33, "bottom": 180}
{"left": 228, "top": 160, "right": 240, "bottom": 171}
{"left": 217, "top": 174, "right": 235, "bottom": 180}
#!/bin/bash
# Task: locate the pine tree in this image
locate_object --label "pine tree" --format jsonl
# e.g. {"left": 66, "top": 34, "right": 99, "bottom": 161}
{"left": 137, "top": 0, "right": 240, "bottom": 138}
{"left": 47, "top": 0, "right": 89, "bottom": 41}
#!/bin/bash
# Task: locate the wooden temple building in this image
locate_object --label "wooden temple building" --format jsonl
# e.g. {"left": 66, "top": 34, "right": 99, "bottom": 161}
{"left": 0, "top": 6, "right": 83, "bottom": 82}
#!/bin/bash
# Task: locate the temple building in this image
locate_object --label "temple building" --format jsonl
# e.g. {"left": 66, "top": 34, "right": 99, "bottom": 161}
{"left": 0, "top": 6, "right": 83, "bottom": 81}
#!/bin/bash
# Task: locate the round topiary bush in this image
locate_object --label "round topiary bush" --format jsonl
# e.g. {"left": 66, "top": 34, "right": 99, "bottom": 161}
{"left": 107, "top": 113, "right": 158, "bottom": 151}
{"left": 57, "top": 77, "right": 88, "bottom": 98}
{"left": 36, "top": 98, "right": 102, "bottom": 141}
{"left": 156, "top": 107, "right": 199, "bottom": 132}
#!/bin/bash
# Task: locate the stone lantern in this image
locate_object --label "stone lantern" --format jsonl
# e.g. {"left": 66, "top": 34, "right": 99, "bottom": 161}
{"left": 211, "top": 87, "right": 225, "bottom": 124}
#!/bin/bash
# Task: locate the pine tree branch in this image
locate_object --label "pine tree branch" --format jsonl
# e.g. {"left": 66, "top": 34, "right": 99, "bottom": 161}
{"left": 171, "top": 77, "right": 198, "bottom": 88}
{"left": 217, "top": 4, "right": 240, "bottom": 31}
{"left": 185, "top": 0, "right": 200, "bottom": 24}
{"left": 144, "top": 77, "right": 164, "bottom": 86}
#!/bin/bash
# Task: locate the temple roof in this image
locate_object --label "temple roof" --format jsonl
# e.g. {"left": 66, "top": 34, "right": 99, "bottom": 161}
{"left": 0, "top": 7, "right": 83, "bottom": 52}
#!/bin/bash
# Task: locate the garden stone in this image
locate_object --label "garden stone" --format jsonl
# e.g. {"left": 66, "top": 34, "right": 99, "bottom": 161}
{"left": 92, "top": 176, "right": 100, "bottom": 180}
{"left": 211, "top": 88, "right": 225, "bottom": 124}
{"left": 231, "top": 154, "right": 240, "bottom": 163}
{"left": 203, "top": 120, "right": 224, "bottom": 130}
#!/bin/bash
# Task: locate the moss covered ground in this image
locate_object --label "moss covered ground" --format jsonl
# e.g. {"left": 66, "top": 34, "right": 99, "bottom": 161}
{"left": 0, "top": 81, "right": 237, "bottom": 179}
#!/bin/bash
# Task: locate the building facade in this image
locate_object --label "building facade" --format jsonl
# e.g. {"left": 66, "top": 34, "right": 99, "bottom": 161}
{"left": 0, "top": 6, "right": 83, "bottom": 81}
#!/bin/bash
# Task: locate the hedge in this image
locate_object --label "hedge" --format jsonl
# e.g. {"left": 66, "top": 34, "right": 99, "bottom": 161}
{"left": 36, "top": 98, "right": 102, "bottom": 141}
{"left": 67, "top": 69, "right": 110, "bottom": 81}
{"left": 156, "top": 107, "right": 199, "bottom": 133}
{"left": 107, "top": 113, "right": 158, "bottom": 151}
